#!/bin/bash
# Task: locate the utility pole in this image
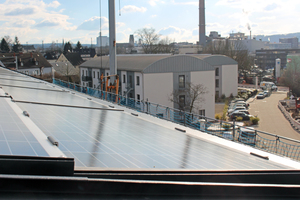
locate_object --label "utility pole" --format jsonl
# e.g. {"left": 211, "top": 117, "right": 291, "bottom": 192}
{"left": 109, "top": 0, "right": 117, "bottom": 83}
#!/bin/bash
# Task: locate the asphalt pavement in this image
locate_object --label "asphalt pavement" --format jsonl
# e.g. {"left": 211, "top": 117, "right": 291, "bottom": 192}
{"left": 248, "top": 91, "right": 300, "bottom": 141}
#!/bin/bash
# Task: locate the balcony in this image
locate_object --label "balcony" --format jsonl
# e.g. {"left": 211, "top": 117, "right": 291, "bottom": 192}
{"left": 82, "top": 76, "right": 92, "bottom": 82}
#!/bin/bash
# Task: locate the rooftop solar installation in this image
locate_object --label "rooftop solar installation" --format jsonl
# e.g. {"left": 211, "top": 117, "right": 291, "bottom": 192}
{"left": 0, "top": 68, "right": 299, "bottom": 170}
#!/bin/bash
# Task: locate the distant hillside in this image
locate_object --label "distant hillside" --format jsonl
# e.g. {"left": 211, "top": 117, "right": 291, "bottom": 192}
{"left": 254, "top": 33, "right": 300, "bottom": 43}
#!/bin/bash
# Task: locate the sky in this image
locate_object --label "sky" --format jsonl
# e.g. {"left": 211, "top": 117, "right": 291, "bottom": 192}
{"left": 0, "top": 0, "right": 300, "bottom": 45}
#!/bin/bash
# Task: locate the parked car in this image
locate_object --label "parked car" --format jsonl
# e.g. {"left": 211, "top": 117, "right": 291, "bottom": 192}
{"left": 229, "top": 100, "right": 246, "bottom": 107}
{"left": 257, "top": 92, "right": 265, "bottom": 99}
{"left": 263, "top": 91, "right": 269, "bottom": 97}
{"left": 228, "top": 110, "right": 250, "bottom": 117}
{"left": 228, "top": 106, "right": 248, "bottom": 115}
{"left": 230, "top": 98, "right": 245, "bottom": 104}
{"left": 229, "top": 102, "right": 249, "bottom": 109}
{"left": 230, "top": 112, "right": 253, "bottom": 121}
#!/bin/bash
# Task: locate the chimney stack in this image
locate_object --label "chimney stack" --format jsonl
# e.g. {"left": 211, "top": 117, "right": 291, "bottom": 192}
{"left": 199, "top": 0, "right": 206, "bottom": 46}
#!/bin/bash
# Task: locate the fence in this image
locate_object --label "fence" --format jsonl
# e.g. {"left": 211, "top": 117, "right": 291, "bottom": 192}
{"left": 278, "top": 100, "right": 300, "bottom": 131}
{"left": 53, "top": 79, "right": 300, "bottom": 161}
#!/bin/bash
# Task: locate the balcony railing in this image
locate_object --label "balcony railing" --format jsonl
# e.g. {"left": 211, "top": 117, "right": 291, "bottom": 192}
{"left": 82, "top": 76, "right": 92, "bottom": 82}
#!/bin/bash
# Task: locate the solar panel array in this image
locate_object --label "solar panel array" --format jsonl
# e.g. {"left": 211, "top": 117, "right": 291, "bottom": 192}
{"left": 0, "top": 68, "right": 293, "bottom": 169}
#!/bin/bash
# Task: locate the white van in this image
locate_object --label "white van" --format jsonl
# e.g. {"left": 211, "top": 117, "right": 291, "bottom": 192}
{"left": 260, "top": 81, "right": 277, "bottom": 90}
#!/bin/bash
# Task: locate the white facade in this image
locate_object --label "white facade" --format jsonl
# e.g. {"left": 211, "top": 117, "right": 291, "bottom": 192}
{"left": 221, "top": 64, "right": 238, "bottom": 97}
{"left": 134, "top": 72, "right": 143, "bottom": 101}
{"left": 19, "top": 67, "right": 52, "bottom": 76}
{"left": 92, "top": 68, "right": 100, "bottom": 88}
{"left": 144, "top": 73, "right": 174, "bottom": 108}
{"left": 191, "top": 71, "right": 215, "bottom": 118}
{"left": 97, "top": 36, "right": 109, "bottom": 47}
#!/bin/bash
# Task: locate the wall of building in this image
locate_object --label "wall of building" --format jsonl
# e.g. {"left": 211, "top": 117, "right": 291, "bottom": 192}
{"left": 221, "top": 64, "right": 238, "bottom": 97}
{"left": 92, "top": 68, "right": 100, "bottom": 88}
{"left": 19, "top": 67, "right": 52, "bottom": 76}
{"left": 191, "top": 71, "right": 215, "bottom": 118}
{"left": 134, "top": 72, "right": 143, "bottom": 101}
{"left": 144, "top": 73, "right": 174, "bottom": 108}
{"left": 121, "top": 71, "right": 127, "bottom": 96}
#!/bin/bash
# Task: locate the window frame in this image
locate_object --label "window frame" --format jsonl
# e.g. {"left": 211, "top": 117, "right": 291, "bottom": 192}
{"left": 179, "top": 75, "right": 185, "bottom": 88}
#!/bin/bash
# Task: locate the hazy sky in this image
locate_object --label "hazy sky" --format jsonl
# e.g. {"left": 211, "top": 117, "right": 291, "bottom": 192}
{"left": 0, "top": 0, "right": 300, "bottom": 44}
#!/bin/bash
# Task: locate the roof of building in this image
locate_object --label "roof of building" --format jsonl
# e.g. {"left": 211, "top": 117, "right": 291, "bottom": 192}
{"left": 63, "top": 52, "right": 85, "bottom": 66}
{"left": 50, "top": 61, "right": 79, "bottom": 76}
{"left": 80, "top": 54, "right": 237, "bottom": 73}
{"left": 0, "top": 67, "right": 298, "bottom": 171}
{"left": 0, "top": 53, "right": 52, "bottom": 69}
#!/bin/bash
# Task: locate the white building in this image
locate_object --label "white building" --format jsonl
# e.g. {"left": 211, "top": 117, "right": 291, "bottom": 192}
{"left": 97, "top": 35, "right": 109, "bottom": 47}
{"left": 80, "top": 54, "right": 238, "bottom": 118}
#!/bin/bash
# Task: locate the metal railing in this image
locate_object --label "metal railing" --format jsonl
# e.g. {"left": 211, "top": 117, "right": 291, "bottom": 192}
{"left": 53, "top": 78, "right": 300, "bottom": 161}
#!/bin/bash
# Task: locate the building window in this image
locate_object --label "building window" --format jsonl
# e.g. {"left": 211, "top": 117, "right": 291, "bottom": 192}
{"left": 199, "top": 109, "right": 205, "bottom": 117}
{"left": 86, "top": 70, "right": 88, "bottom": 76}
{"left": 94, "top": 84, "right": 96, "bottom": 88}
{"left": 93, "top": 71, "right": 95, "bottom": 78}
{"left": 82, "top": 70, "right": 84, "bottom": 76}
{"left": 215, "top": 68, "right": 219, "bottom": 76}
{"left": 97, "top": 72, "right": 100, "bottom": 79}
{"left": 136, "top": 76, "right": 140, "bottom": 86}
{"left": 123, "top": 74, "right": 126, "bottom": 83}
{"left": 216, "top": 79, "right": 219, "bottom": 88}
{"left": 129, "top": 75, "right": 132, "bottom": 87}
{"left": 179, "top": 75, "right": 185, "bottom": 88}
{"left": 179, "top": 95, "right": 185, "bottom": 109}
{"left": 107, "top": 73, "right": 109, "bottom": 76}
{"left": 137, "top": 94, "right": 140, "bottom": 101}
{"left": 215, "top": 91, "right": 219, "bottom": 98}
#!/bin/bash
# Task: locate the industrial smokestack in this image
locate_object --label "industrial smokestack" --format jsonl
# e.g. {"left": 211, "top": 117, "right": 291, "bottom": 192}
{"left": 199, "top": 0, "right": 206, "bottom": 46}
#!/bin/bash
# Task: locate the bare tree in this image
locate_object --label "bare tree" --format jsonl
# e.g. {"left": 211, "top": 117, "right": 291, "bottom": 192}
{"left": 204, "top": 39, "right": 252, "bottom": 81}
{"left": 169, "top": 82, "right": 208, "bottom": 113}
{"left": 157, "top": 36, "right": 175, "bottom": 53}
{"left": 135, "top": 27, "right": 160, "bottom": 54}
{"left": 50, "top": 41, "right": 56, "bottom": 51}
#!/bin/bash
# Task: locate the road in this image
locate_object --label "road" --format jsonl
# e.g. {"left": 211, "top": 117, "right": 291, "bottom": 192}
{"left": 248, "top": 91, "right": 300, "bottom": 141}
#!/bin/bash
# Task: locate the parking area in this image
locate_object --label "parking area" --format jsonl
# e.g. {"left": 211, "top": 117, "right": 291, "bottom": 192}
{"left": 248, "top": 91, "right": 300, "bottom": 141}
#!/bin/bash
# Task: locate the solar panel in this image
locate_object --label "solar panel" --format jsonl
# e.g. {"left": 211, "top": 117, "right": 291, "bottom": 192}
{"left": 0, "top": 67, "right": 296, "bottom": 170}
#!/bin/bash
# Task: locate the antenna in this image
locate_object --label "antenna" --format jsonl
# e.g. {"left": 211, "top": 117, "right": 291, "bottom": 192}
{"left": 119, "top": 0, "right": 121, "bottom": 16}
{"left": 99, "top": 0, "right": 103, "bottom": 69}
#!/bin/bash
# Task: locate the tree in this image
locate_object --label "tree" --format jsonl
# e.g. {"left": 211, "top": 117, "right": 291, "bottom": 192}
{"left": 0, "top": 38, "right": 10, "bottom": 52}
{"left": 63, "top": 42, "right": 73, "bottom": 54}
{"left": 12, "top": 36, "right": 22, "bottom": 53}
{"left": 169, "top": 82, "right": 208, "bottom": 113}
{"left": 4, "top": 36, "right": 12, "bottom": 46}
{"left": 280, "top": 57, "right": 300, "bottom": 96}
{"left": 157, "top": 36, "right": 175, "bottom": 54}
{"left": 135, "top": 27, "right": 160, "bottom": 54}
{"left": 75, "top": 41, "right": 83, "bottom": 50}
{"left": 203, "top": 39, "right": 253, "bottom": 82}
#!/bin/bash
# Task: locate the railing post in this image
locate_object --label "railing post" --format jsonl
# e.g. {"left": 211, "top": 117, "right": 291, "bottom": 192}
{"left": 183, "top": 111, "right": 186, "bottom": 126}
{"left": 232, "top": 119, "right": 235, "bottom": 141}
{"left": 276, "top": 136, "right": 279, "bottom": 154}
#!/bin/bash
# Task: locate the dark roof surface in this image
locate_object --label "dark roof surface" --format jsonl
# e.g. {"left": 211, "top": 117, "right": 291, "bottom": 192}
{"left": 64, "top": 52, "right": 85, "bottom": 66}
{"left": 0, "top": 53, "right": 52, "bottom": 69}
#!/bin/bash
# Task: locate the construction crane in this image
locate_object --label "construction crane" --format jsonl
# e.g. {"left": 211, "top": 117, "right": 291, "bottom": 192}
{"left": 99, "top": 73, "right": 119, "bottom": 102}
